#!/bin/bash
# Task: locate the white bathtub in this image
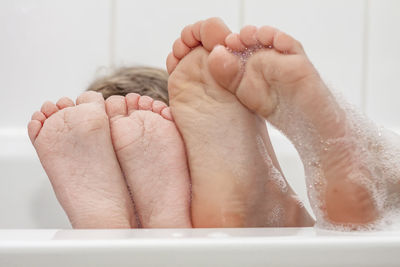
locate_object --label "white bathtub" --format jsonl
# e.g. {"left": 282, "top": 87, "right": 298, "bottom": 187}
{"left": 1, "top": 127, "right": 400, "bottom": 266}
{"left": 1, "top": 228, "right": 400, "bottom": 266}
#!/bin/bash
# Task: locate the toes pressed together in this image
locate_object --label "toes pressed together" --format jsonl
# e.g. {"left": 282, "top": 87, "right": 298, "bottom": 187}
{"left": 167, "top": 17, "right": 231, "bottom": 74}
{"left": 167, "top": 17, "right": 400, "bottom": 229}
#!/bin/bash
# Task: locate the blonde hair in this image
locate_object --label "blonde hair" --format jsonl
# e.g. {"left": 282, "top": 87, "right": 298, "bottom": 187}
{"left": 87, "top": 66, "right": 169, "bottom": 105}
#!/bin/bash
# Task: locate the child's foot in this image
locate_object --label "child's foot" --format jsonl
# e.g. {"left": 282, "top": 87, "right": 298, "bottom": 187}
{"left": 28, "top": 91, "right": 136, "bottom": 228}
{"left": 167, "top": 18, "right": 314, "bottom": 227}
{"left": 105, "top": 94, "right": 192, "bottom": 228}
{"left": 208, "top": 25, "right": 400, "bottom": 228}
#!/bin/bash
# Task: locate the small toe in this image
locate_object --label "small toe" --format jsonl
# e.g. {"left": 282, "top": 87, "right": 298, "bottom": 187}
{"left": 56, "top": 97, "right": 75, "bottom": 110}
{"left": 256, "top": 26, "right": 277, "bottom": 47}
{"left": 181, "top": 24, "right": 200, "bottom": 47}
{"left": 31, "top": 111, "right": 46, "bottom": 124}
{"left": 173, "top": 38, "right": 191, "bottom": 60}
{"left": 138, "top": 95, "right": 154, "bottom": 111}
{"left": 126, "top": 93, "right": 140, "bottom": 114}
{"left": 76, "top": 91, "right": 104, "bottom": 105}
{"left": 40, "top": 101, "right": 59, "bottom": 118}
{"left": 161, "top": 107, "right": 173, "bottom": 121}
{"left": 27, "top": 120, "right": 42, "bottom": 144}
{"left": 239, "top": 25, "right": 258, "bottom": 46}
{"left": 152, "top": 100, "right": 167, "bottom": 115}
{"left": 105, "top": 95, "right": 127, "bottom": 119}
{"left": 225, "top": 33, "right": 246, "bottom": 51}
{"left": 166, "top": 52, "right": 179, "bottom": 74}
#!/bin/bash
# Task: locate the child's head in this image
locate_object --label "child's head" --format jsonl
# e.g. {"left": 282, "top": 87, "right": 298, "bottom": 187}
{"left": 87, "top": 66, "right": 169, "bottom": 105}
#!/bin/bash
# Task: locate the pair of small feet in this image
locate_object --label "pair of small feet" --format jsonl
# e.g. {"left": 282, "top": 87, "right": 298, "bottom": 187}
{"left": 167, "top": 17, "right": 395, "bottom": 227}
{"left": 28, "top": 91, "right": 191, "bottom": 228}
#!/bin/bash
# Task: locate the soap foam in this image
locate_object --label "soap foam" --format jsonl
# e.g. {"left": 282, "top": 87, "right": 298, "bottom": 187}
{"left": 231, "top": 46, "right": 400, "bottom": 230}
{"left": 256, "top": 134, "right": 288, "bottom": 193}
{"left": 266, "top": 201, "right": 285, "bottom": 226}
{"left": 269, "top": 88, "right": 400, "bottom": 231}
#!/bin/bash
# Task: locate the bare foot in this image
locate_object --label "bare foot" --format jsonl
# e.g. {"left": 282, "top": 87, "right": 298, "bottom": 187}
{"left": 166, "top": 18, "right": 314, "bottom": 228}
{"left": 28, "top": 91, "right": 136, "bottom": 228}
{"left": 208, "top": 25, "right": 400, "bottom": 228}
{"left": 105, "top": 94, "right": 192, "bottom": 228}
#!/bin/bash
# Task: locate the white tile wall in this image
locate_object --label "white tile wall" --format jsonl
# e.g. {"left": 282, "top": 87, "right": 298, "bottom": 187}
{"left": 0, "top": 0, "right": 110, "bottom": 128}
{"left": 243, "top": 0, "right": 366, "bottom": 109}
{"left": 2, "top": 0, "right": 398, "bottom": 128}
{"left": 366, "top": 0, "right": 400, "bottom": 129}
{"left": 114, "top": 0, "right": 241, "bottom": 69}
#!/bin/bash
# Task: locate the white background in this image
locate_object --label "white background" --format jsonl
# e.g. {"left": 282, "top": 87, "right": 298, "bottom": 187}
{"left": 0, "top": 0, "right": 399, "bottom": 228}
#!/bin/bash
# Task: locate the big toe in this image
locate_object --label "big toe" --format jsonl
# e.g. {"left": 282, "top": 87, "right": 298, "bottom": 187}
{"left": 200, "top": 17, "right": 231, "bottom": 51}
{"left": 106, "top": 95, "right": 128, "bottom": 121}
{"left": 208, "top": 45, "right": 242, "bottom": 92}
{"left": 76, "top": 91, "right": 105, "bottom": 106}
{"left": 272, "top": 31, "right": 304, "bottom": 55}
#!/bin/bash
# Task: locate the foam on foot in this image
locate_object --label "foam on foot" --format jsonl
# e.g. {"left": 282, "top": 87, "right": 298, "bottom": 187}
{"left": 272, "top": 88, "right": 400, "bottom": 230}
{"left": 208, "top": 25, "right": 400, "bottom": 230}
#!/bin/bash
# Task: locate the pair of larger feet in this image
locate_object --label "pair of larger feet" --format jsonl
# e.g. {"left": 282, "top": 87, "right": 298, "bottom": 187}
{"left": 29, "top": 18, "right": 398, "bottom": 229}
